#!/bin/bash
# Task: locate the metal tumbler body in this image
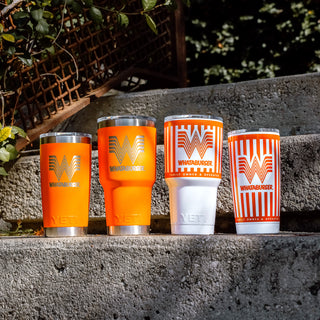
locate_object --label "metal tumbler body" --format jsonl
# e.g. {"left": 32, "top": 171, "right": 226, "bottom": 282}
{"left": 97, "top": 115, "right": 156, "bottom": 235}
{"left": 228, "top": 129, "right": 281, "bottom": 234}
{"left": 40, "top": 132, "right": 92, "bottom": 237}
{"left": 164, "top": 115, "right": 223, "bottom": 234}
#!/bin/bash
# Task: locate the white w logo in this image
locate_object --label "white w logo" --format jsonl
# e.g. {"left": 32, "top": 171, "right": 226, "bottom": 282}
{"left": 109, "top": 135, "right": 144, "bottom": 164}
{"left": 49, "top": 155, "right": 81, "bottom": 181}
{"left": 178, "top": 129, "right": 213, "bottom": 159}
{"left": 238, "top": 155, "right": 273, "bottom": 184}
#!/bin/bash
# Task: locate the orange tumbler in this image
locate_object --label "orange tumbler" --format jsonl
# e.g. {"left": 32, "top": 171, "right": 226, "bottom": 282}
{"left": 40, "top": 133, "right": 92, "bottom": 237}
{"left": 97, "top": 115, "right": 156, "bottom": 235}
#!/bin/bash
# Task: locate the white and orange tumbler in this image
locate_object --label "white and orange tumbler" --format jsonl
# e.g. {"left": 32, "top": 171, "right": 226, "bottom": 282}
{"left": 164, "top": 115, "right": 223, "bottom": 234}
{"left": 228, "top": 129, "right": 281, "bottom": 234}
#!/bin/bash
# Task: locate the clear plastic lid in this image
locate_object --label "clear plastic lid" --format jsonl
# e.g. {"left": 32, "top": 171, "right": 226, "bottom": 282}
{"left": 97, "top": 115, "right": 156, "bottom": 128}
{"left": 164, "top": 114, "right": 223, "bottom": 122}
{"left": 228, "top": 128, "right": 280, "bottom": 137}
{"left": 40, "top": 132, "right": 92, "bottom": 144}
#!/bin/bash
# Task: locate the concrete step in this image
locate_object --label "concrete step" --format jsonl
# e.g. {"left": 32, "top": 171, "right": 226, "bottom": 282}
{"left": 1, "top": 134, "right": 319, "bottom": 233}
{"left": 0, "top": 234, "right": 319, "bottom": 320}
{"left": 55, "top": 73, "right": 320, "bottom": 143}
{"left": 0, "top": 75, "right": 319, "bottom": 320}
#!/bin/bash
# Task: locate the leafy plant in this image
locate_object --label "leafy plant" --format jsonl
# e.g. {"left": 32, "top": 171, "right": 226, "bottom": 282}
{"left": 0, "top": 123, "right": 28, "bottom": 175}
{"left": 0, "top": 0, "right": 188, "bottom": 118}
{"left": 0, "top": 220, "right": 35, "bottom": 236}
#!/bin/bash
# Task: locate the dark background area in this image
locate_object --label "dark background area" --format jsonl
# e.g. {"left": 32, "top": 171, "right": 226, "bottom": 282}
{"left": 185, "top": 0, "right": 320, "bottom": 86}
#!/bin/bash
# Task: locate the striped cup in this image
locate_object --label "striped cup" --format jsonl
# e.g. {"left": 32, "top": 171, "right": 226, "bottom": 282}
{"left": 228, "top": 129, "right": 281, "bottom": 234}
{"left": 165, "top": 115, "right": 223, "bottom": 234}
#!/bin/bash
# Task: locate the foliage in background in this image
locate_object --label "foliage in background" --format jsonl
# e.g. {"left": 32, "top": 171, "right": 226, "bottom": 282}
{"left": 185, "top": 0, "right": 320, "bottom": 86}
{"left": 0, "top": 0, "right": 176, "bottom": 91}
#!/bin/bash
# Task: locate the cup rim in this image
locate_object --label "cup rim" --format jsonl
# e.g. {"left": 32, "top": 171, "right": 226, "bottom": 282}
{"left": 40, "top": 132, "right": 92, "bottom": 144}
{"left": 39, "top": 132, "right": 92, "bottom": 139}
{"left": 97, "top": 115, "right": 156, "bottom": 128}
{"left": 228, "top": 128, "right": 279, "bottom": 137}
{"left": 164, "top": 114, "right": 223, "bottom": 122}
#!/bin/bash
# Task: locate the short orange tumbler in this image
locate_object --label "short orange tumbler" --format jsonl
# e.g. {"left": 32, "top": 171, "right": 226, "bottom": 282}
{"left": 40, "top": 132, "right": 92, "bottom": 237}
{"left": 97, "top": 116, "right": 156, "bottom": 235}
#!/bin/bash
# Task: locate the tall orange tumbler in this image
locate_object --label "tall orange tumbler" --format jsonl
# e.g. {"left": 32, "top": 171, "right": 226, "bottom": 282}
{"left": 40, "top": 132, "right": 92, "bottom": 237}
{"left": 97, "top": 115, "right": 156, "bottom": 235}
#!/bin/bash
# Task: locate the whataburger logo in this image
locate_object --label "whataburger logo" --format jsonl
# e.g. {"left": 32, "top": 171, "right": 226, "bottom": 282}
{"left": 109, "top": 135, "right": 145, "bottom": 172}
{"left": 49, "top": 155, "right": 81, "bottom": 187}
{"left": 238, "top": 154, "right": 273, "bottom": 184}
{"left": 177, "top": 128, "right": 213, "bottom": 159}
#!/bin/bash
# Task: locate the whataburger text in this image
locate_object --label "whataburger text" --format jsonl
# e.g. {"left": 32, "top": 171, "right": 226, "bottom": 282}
{"left": 240, "top": 184, "right": 273, "bottom": 191}
{"left": 178, "top": 160, "right": 213, "bottom": 166}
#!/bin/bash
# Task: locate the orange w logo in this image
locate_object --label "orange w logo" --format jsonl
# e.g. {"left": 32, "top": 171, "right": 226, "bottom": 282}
{"left": 177, "top": 130, "right": 213, "bottom": 159}
{"left": 49, "top": 155, "right": 81, "bottom": 181}
{"left": 238, "top": 155, "right": 273, "bottom": 184}
{"left": 109, "top": 135, "right": 144, "bottom": 164}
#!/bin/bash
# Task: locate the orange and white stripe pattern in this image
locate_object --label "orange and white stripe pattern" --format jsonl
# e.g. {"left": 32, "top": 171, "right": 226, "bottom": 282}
{"left": 165, "top": 119, "right": 223, "bottom": 178}
{"left": 228, "top": 131, "right": 280, "bottom": 223}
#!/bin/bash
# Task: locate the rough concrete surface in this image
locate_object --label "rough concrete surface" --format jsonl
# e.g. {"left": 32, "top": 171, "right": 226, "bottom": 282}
{"left": 0, "top": 134, "right": 319, "bottom": 231}
{"left": 55, "top": 73, "right": 320, "bottom": 143}
{"left": 0, "top": 234, "right": 319, "bottom": 320}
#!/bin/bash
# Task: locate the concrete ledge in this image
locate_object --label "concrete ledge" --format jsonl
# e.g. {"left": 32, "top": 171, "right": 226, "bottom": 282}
{"left": 56, "top": 73, "right": 320, "bottom": 142}
{"left": 0, "top": 234, "right": 319, "bottom": 319}
{"left": 0, "top": 134, "right": 319, "bottom": 232}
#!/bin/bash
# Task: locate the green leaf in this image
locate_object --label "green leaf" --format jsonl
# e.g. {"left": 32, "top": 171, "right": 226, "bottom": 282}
{"left": 45, "top": 45, "right": 55, "bottom": 54}
{"left": 0, "top": 147, "right": 10, "bottom": 162}
{"left": 2, "top": 34, "right": 15, "bottom": 43}
{"left": 145, "top": 14, "right": 158, "bottom": 35}
{"left": 117, "top": 13, "right": 129, "bottom": 28}
{"left": 41, "top": 0, "right": 52, "bottom": 7}
{"left": 12, "top": 11, "right": 29, "bottom": 20}
{"left": 6, "top": 144, "right": 18, "bottom": 161}
{"left": 36, "top": 19, "right": 50, "bottom": 34}
{"left": 43, "top": 11, "right": 55, "bottom": 19}
{"left": 89, "top": 7, "right": 103, "bottom": 24}
{"left": 0, "top": 127, "right": 12, "bottom": 143}
{"left": 142, "top": 0, "right": 157, "bottom": 11}
{"left": 71, "top": 1, "right": 83, "bottom": 13}
{"left": 0, "top": 23, "right": 3, "bottom": 33}
{"left": 7, "top": 46, "right": 16, "bottom": 55}
{"left": 10, "top": 126, "right": 27, "bottom": 138}
{"left": 84, "top": 0, "right": 93, "bottom": 7}
{"left": 18, "top": 56, "right": 33, "bottom": 67}
{"left": 31, "top": 9, "right": 44, "bottom": 21}
{"left": 0, "top": 167, "right": 8, "bottom": 176}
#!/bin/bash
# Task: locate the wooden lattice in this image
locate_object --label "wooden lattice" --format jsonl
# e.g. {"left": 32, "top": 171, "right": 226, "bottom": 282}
{"left": 0, "top": 0, "right": 186, "bottom": 148}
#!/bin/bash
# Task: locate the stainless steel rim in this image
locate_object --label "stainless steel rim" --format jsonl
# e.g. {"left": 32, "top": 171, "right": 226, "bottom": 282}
{"left": 108, "top": 225, "right": 150, "bottom": 235}
{"left": 40, "top": 132, "right": 92, "bottom": 144}
{"left": 228, "top": 128, "right": 280, "bottom": 137}
{"left": 97, "top": 115, "right": 156, "bottom": 128}
{"left": 164, "top": 114, "right": 223, "bottom": 122}
{"left": 45, "top": 227, "right": 87, "bottom": 237}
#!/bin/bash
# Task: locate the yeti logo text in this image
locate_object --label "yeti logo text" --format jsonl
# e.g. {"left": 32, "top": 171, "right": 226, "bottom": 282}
{"left": 109, "top": 135, "right": 144, "bottom": 164}
{"left": 49, "top": 155, "right": 81, "bottom": 181}
{"left": 238, "top": 155, "right": 273, "bottom": 184}
{"left": 177, "top": 128, "right": 213, "bottom": 159}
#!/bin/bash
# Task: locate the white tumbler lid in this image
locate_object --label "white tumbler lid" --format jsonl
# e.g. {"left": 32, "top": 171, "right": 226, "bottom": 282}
{"left": 228, "top": 128, "right": 279, "bottom": 137}
{"left": 165, "top": 114, "right": 223, "bottom": 122}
